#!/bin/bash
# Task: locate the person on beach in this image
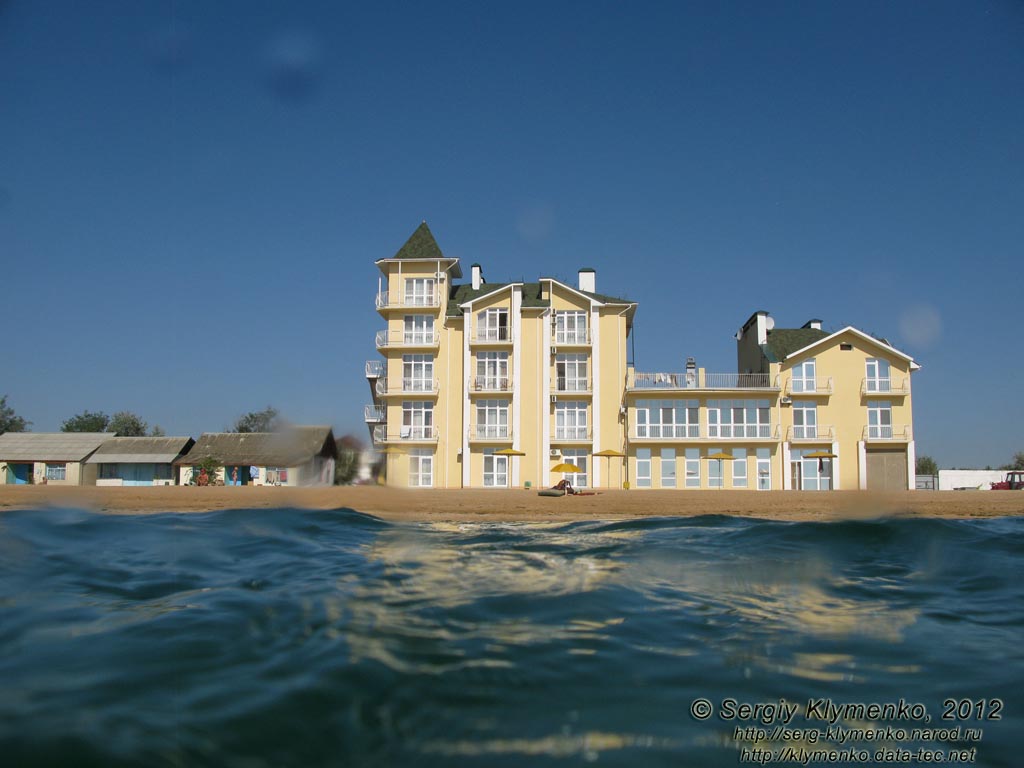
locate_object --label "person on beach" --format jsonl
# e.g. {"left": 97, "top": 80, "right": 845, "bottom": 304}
{"left": 553, "top": 478, "right": 575, "bottom": 494}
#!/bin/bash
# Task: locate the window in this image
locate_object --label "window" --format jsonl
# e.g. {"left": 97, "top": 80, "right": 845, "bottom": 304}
{"left": 46, "top": 463, "right": 67, "bottom": 481}
{"left": 636, "top": 448, "right": 652, "bottom": 487}
{"left": 732, "top": 448, "right": 747, "bottom": 488}
{"left": 635, "top": 399, "right": 699, "bottom": 438}
{"left": 555, "top": 353, "right": 588, "bottom": 392}
{"left": 756, "top": 448, "right": 771, "bottom": 490}
{"left": 477, "top": 307, "right": 509, "bottom": 341}
{"left": 403, "top": 315, "right": 434, "bottom": 345}
{"left": 404, "top": 278, "right": 436, "bottom": 307}
{"left": 707, "top": 400, "right": 772, "bottom": 438}
{"left": 553, "top": 311, "right": 588, "bottom": 344}
{"left": 791, "top": 358, "right": 816, "bottom": 393}
{"left": 483, "top": 448, "right": 508, "bottom": 487}
{"left": 475, "top": 399, "right": 509, "bottom": 439}
{"left": 559, "top": 449, "right": 588, "bottom": 488}
{"left": 402, "top": 401, "right": 434, "bottom": 439}
{"left": 554, "top": 401, "right": 588, "bottom": 440}
{"left": 475, "top": 351, "right": 509, "bottom": 391}
{"left": 791, "top": 448, "right": 832, "bottom": 490}
{"left": 266, "top": 467, "right": 289, "bottom": 485}
{"left": 865, "top": 358, "right": 891, "bottom": 392}
{"left": 661, "top": 448, "right": 676, "bottom": 488}
{"left": 403, "top": 354, "right": 434, "bottom": 392}
{"left": 409, "top": 449, "right": 433, "bottom": 487}
{"left": 867, "top": 400, "right": 892, "bottom": 439}
{"left": 792, "top": 402, "right": 817, "bottom": 439}
{"left": 685, "top": 448, "right": 700, "bottom": 488}
{"left": 708, "top": 448, "right": 723, "bottom": 488}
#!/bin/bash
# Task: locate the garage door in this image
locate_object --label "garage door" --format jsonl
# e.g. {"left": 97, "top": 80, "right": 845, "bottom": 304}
{"left": 866, "top": 450, "right": 908, "bottom": 491}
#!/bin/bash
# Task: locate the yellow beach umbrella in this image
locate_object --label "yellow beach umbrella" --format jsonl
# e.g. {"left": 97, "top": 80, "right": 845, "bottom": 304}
{"left": 593, "top": 449, "right": 625, "bottom": 489}
{"left": 551, "top": 462, "right": 583, "bottom": 474}
{"left": 804, "top": 450, "right": 837, "bottom": 472}
{"left": 705, "top": 451, "right": 734, "bottom": 489}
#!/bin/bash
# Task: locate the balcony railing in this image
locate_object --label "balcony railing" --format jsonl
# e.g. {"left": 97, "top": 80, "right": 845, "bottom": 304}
{"left": 365, "top": 360, "right": 385, "bottom": 378}
{"left": 472, "top": 327, "right": 512, "bottom": 344}
{"left": 374, "top": 425, "right": 437, "bottom": 442}
{"left": 706, "top": 424, "right": 780, "bottom": 440}
{"left": 364, "top": 405, "right": 385, "bottom": 423}
{"left": 633, "top": 425, "right": 701, "bottom": 440}
{"left": 375, "top": 330, "right": 440, "bottom": 348}
{"left": 787, "top": 425, "right": 835, "bottom": 442}
{"left": 862, "top": 425, "right": 912, "bottom": 441}
{"left": 629, "top": 372, "right": 778, "bottom": 390}
{"left": 469, "top": 376, "right": 512, "bottom": 393}
{"left": 551, "top": 328, "right": 590, "bottom": 346}
{"left": 553, "top": 426, "right": 591, "bottom": 441}
{"left": 468, "top": 425, "right": 512, "bottom": 441}
{"left": 861, "top": 378, "right": 910, "bottom": 396}
{"left": 786, "top": 377, "right": 834, "bottom": 396}
{"left": 375, "top": 291, "right": 442, "bottom": 310}
{"left": 375, "top": 378, "right": 439, "bottom": 396}
{"left": 551, "top": 378, "right": 592, "bottom": 394}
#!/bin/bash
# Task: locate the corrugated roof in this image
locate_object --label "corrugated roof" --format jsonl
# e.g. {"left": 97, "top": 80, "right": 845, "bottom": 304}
{"left": 0, "top": 432, "right": 111, "bottom": 461}
{"left": 175, "top": 426, "right": 336, "bottom": 466}
{"left": 764, "top": 328, "right": 830, "bottom": 363}
{"left": 86, "top": 436, "right": 195, "bottom": 465}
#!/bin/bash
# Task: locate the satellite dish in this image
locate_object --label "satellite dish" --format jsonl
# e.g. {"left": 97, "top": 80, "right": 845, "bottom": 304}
{"left": 734, "top": 330, "right": 743, "bottom": 341}
{"left": 765, "top": 316, "right": 775, "bottom": 331}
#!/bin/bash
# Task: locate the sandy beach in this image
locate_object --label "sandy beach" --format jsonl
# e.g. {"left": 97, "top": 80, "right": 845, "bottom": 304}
{"left": 1, "top": 485, "right": 1022, "bottom": 522}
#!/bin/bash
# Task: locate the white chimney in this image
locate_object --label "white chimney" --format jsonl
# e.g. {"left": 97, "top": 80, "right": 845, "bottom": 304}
{"left": 471, "top": 263, "right": 482, "bottom": 290}
{"left": 578, "top": 268, "right": 595, "bottom": 293}
{"left": 804, "top": 318, "right": 823, "bottom": 331}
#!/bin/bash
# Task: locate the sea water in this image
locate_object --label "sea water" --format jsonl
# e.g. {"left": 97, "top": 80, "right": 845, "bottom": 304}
{"left": 0, "top": 508, "right": 1021, "bottom": 767}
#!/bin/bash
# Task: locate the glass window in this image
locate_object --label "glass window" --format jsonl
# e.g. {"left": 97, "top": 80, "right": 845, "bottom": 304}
{"left": 732, "top": 448, "right": 747, "bottom": 488}
{"left": 475, "top": 399, "right": 510, "bottom": 439}
{"left": 756, "top": 448, "right": 771, "bottom": 490}
{"left": 46, "top": 463, "right": 67, "bottom": 481}
{"left": 661, "top": 448, "right": 676, "bottom": 488}
{"left": 685, "top": 448, "right": 701, "bottom": 488}
{"left": 402, "top": 401, "right": 434, "bottom": 439}
{"left": 403, "top": 354, "right": 434, "bottom": 391}
{"left": 403, "top": 314, "right": 434, "bottom": 344}
{"left": 475, "top": 351, "right": 509, "bottom": 390}
{"left": 555, "top": 353, "right": 588, "bottom": 392}
{"left": 477, "top": 307, "right": 510, "bottom": 341}
{"left": 635, "top": 399, "right": 699, "bottom": 438}
{"left": 636, "top": 448, "right": 652, "bottom": 487}
{"left": 409, "top": 449, "right": 433, "bottom": 487}
{"left": 559, "top": 449, "right": 589, "bottom": 488}
{"left": 483, "top": 448, "right": 508, "bottom": 487}
{"left": 553, "top": 311, "right": 588, "bottom": 344}
{"left": 791, "top": 448, "right": 832, "bottom": 491}
{"left": 404, "top": 278, "right": 436, "bottom": 307}
{"left": 867, "top": 400, "right": 892, "bottom": 438}
{"left": 707, "top": 399, "right": 771, "bottom": 438}
{"left": 865, "top": 359, "right": 891, "bottom": 392}
{"left": 554, "top": 401, "right": 588, "bottom": 440}
{"left": 791, "top": 358, "right": 816, "bottom": 392}
{"left": 708, "top": 448, "right": 723, "bottom": 488}
{"left": 792, "top": 402, "right": 817, "bottom": 439}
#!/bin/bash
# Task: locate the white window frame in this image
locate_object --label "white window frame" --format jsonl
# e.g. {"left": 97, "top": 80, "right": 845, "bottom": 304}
{"left": 756, "top": 448, "right": 771, "bottom": 491}
{"left": 403, "top": 314, "right": 434, "bottom": 345}
{"left": 685, "top": 448, "right": 701, "bottom": 488}
{"left": 409, "top": 449, "right": 433, "bottom": 487}
{"left": 707, "top": 400, "right": 772, "bottom": 438}
{"left": 554, "top": 401, "right": 588, "bottom": 441}
{"left": 559, "top": 449, "right": 589, "bottom": 488}
{"left": 404, "top": 278, "right": 437, "bottom": 307}
{"left": 483, "top": 448, "right": 509, "bottom": 487}
{"left": 708, "top": 447, "right": 724, "bottom": 488}
{"left": 791, "top": 358, "right": 816, "bottom": 393}
{"left": 867, "top": 400, "right": 893, "bottom": 439}
{"left": 661, "top": 448, "right": 676, "bottom": 488}
{"left": 865, "top": 358, "right": 891, "bottom": 393}
{"left": 402, "top": 401, "right": 434, "bottom": 440}
{"left": 553, "top": 311, "right": 588, "bottom": 344}
{"left": 792, "top": 402, "right": 818, "bottom": 439}
{"left": 46, "top": 463, "right": 67, "bottom": 481}
{"left": 475, "top": 399, "right": 510, "bottom": 439}
{"left": 791, "top": 448, "right": 832, "bottom": 491}
{"left": 732, "top": 448, "right": 747, "bottom": 488}
{"left": 403, "top": 354, "right": 434, "bottom": 392}
{"left": 636, "top": 448, "right": 652, "bottom": 488}
{"left": 477, "top": 307, "right": 510, "bottom": 342}
{"left": 555, "top": 353, "right": 588, "bottom": 392}
{"left": 635, "top": 399, "right": 699, "bottom": 439}
{"left": 475, "top": 351, "right": 509, "bottom": 390}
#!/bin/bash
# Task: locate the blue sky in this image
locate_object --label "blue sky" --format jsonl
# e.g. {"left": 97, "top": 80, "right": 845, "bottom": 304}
{"left": 2, "top": 1, "right": 1022, "bottom": 468}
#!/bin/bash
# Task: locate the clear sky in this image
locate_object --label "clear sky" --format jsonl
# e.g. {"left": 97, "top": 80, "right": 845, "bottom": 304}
{"left": 2, "top": 1, "right": 1022, "bottom": 469}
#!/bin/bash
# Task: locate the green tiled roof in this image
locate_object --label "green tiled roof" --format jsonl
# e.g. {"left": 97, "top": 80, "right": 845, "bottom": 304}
{"left": 392, "top": 222, "right": 444, "bottom": 261}
{"left": 764, "top": 328, "right": 829, "bottom": 362}
{"left": 444, "top": 281, "right": 634, "bottom": 317}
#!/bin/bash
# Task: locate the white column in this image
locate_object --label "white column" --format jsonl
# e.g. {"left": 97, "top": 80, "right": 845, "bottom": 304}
{"left": 462, "top": 314, "right": 472, "bottom": 488}
{"left": 906, "top": 440, "right": 916, "bottom": 491}
{"left": 858, "top": 440, "right": 868, "bottom": 489}
{"left": 782, "top": 441, "right": 792, "bottom": 490}
{"left": 831, "top": 439, "right": 840, "bottom": 491}
{"left": 590, "top": 305, "right": 601, "bottom": 489}
{"left": 542, "top": 310, "right": 552, "bottom": 488}
{"left": 511, "top": 287, "right": 523, "bottom": 487}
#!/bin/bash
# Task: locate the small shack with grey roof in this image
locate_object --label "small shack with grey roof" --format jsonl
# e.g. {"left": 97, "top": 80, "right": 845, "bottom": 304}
{"left": 175, "top": 426, "right": 337, "bottom": 487}
{"left": 87, "top": 436, "right": 196, "bottom": 486}
{"left": 0, "top": 432, "right": 110, "bottom": 485}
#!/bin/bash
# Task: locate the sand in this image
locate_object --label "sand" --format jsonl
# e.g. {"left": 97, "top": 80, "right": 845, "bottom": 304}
{"left": 1, "top": 485, "right": 1022, "bottom": 522}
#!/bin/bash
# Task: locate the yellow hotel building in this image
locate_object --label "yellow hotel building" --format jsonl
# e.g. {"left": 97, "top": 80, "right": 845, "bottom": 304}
{"left": 366, "top": 224, "right": 920, "bottom": 491}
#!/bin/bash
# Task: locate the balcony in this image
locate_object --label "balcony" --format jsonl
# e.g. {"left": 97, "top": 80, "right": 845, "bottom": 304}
{"left": 470, "top": 326, "right": 512, "bottom": 346}
{"left": 552, "top": 426, "right": 592, "bottom": 442}
{"left": 364, "top": 405, "right": 386, "bottom": 423}
{"left": 468, "top": 425, "right": 513, "bottom": 442}
{"left": 551, "top": 378, "right": 592, "bottom": 396}
{"left": 861, "top": 378, "right": 910, "bottom": 396}
{"left": 468, "top": 376, "right": 512, "bottom": 394}
{"left": 375, "top": 378, "right": 439, "bottom": 397}
{"left": 375, "top": 329, "right": 440, "bottom": 349}
{"left": 862, "top": 425, "right": 913, "bottom": 442}
{"left": 365, "top": 360, "right": 385, "bottom": 378}
{"left": 374, "top": 425, "right": 438, "bottom": 443}
{"left": 629, "top": 371, "right": 779, "bottom": 391}
{"left": 787, "top": 425, "right": 835, "bottom": 443}
{"left": 551, "top": 328, "right": 590, "bottom": 347}
{"left": 785, "top": 377, "right": 833, "bottom": 396}
{"left": 375, "top": 291, "right": 442, "bottom": 312}
{"left": 706, "top": 424, "right": 780, "bottom": 441}
{"left": 632, "top": 425, "right": 701, "bottom": 440}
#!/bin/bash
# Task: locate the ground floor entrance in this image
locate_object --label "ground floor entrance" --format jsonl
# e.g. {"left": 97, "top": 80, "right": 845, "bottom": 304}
{"left": 866, "top": 449, "right": 908, "bottom": 491}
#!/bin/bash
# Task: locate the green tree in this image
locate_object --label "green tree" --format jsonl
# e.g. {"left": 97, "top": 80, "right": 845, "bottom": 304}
{"left": 334, "top": 434, "right": 363, "bottom": 485}
{"left": 0, "top": 395, "right": 31, "bottom": 434}
{"left": 232, "top": 406, "right": 280, "bottom": 433}
{"left": 62, "top": 410, "right": 110, "bottom": 432}
{"left": 150, "top": 425, "right": 166, "bottom": 437}
{"left": 915, "top": 455, "right": 938, "bottom": 476}
{"left": 109, "top": 411, "right": 149, "bottom": 436}
{"left": 1010, "top": 452, "right": 1024, "bottom": 471}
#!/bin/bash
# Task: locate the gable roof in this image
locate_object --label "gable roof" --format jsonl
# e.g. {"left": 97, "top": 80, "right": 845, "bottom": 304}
{"left": 175, "top": 426, "right": 337, "bottom": 466}
{"left": 0, "top": 432, "right": 110, "bottom": 462}
{"left": 779, "top": 326, "right": 920, "bottom": 368}
{"left": 445, "top": 279, "right": 635, "bottom": 318}
{"left": 86, "top": 436, "right": 195, "bottom": 465}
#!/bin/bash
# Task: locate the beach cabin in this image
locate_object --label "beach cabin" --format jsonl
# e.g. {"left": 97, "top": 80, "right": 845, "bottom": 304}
{"left": 175, "top": 426, "right": 337, "bottom": 487}
{"left": 0, "top": 432, "right": 109, "bottom": 485}
{"left": 88, "top": 436, "right": 196, "bottom": 486}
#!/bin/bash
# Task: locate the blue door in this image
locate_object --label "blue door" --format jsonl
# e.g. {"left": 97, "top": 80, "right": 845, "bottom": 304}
{"left": 11, "top": 464, "right": 31, "bottom": 484}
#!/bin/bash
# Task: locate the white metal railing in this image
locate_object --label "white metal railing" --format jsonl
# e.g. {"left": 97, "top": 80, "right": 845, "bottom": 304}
{"left": 786, "top": 376, "right": 833, "bottom": 395}
{"left": 629, "top": 372, "right": 777, "bottom": 390}
{"left": 376, "top": 330, "right": 440, "bottom": 348}
{"left": 364, "top": 405, "right": 385, "bottom": 422}
{"left": 787, "top": 425, "right": 835, "bottom": 442}
{"left": 861, "top": 377, "right": 909, "bottom": 396}
{"left": 553, "top": 426, "right": 591, "bottom": 441}
{"left": 631, "top": 372, "right": 698, "bottom": 389}
{"left": 706, "top": 424, "right": 780, "bottom": 440}
{"left": 374, "top": 425, "right": 437, "bottom": 442}
{"left": 473, "top": 326, "right": 511, "bottom": 343}
{"left": 402, "top": 378, "right": 439, "bottom": 394}
{"left": 634, "top": 424, "right": 701, "bottom": 439}
{"left": 375, "top": 291, "right": 442, "bottom": 310}
{"left": 365, "top": 360, "right": 385, "bottom": 378}
{"left": 863, "top": 425, "right": 912, "bottom": 441}
{"left": 704, "top": 373, "right": 777, "bottom": 389}
{"left": 469, "top": 376, "right": 512, "bottom": 392}
{"left": 551, "top": 329, "right": 590, "bottom": 345}
{"left": 552, "top": 378, "right": 592, "bottom": 394}
{"left": 468, "top": 425, "right": 512, "bottom": 440}
{"left": 374, "top": 378, "right": 388, "bottom": 396}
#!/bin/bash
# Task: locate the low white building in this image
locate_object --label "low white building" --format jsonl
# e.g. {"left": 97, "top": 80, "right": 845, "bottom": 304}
{"left": 0, "top": 432, "right": 110, "bottom": 485}
{"left": 88, "top": 436, "right": 195, "bottom": 486}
